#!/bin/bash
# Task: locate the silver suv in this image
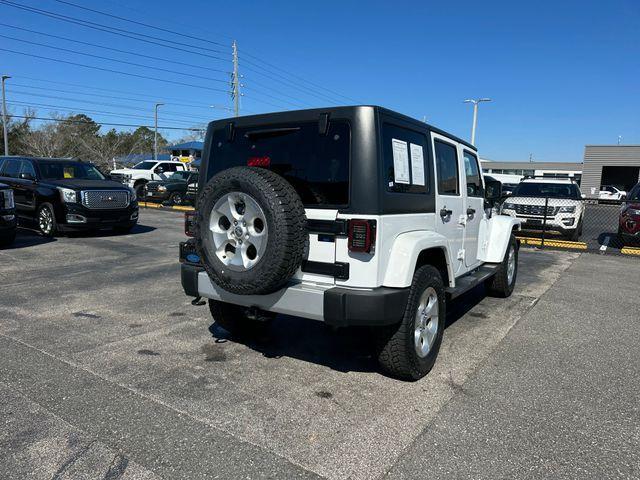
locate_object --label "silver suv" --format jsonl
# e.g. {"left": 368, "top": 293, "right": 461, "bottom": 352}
{"left": 501, "top": 178, "right": 584, "bottom": 240}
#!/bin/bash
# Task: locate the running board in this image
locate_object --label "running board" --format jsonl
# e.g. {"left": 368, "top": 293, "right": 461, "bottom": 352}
{"left": 446, "top": 264, "right": 499, "bottom": 299}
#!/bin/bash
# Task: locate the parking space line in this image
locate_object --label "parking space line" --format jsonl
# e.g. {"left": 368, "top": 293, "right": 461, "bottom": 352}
{"left": 516, "top": 236, "right": 588, "bottom": 250}
{"left": 139, "top": 201, "right": 194, "bottom": 212}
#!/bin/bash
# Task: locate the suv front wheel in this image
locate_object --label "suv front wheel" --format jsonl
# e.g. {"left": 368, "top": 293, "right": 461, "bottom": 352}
{"left": 38, "top": 203, "right": 57, "bottom": 237}
{"left": 375, "top": 265, "right": 446, "bottom": 381}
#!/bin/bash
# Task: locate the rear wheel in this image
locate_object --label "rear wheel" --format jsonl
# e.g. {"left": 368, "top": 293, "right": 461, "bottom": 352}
{"left": 208, "top": 300, "right": 274, "bottom": 338}
{"left": 37, "top": 203, "right": 57, "bottom": 237}
{"left": 169, "top": 192, "right": 184, "bottom": 205}
{"left": 486, "top": 235, "right": 518, "bottom": 298}
{"left": 376, "top": 265, "right": 446, "bottom": 381}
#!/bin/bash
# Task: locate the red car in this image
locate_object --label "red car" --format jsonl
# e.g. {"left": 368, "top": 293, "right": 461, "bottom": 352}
{"left": 619, "top": 183, "right": 640, "bottom": 245}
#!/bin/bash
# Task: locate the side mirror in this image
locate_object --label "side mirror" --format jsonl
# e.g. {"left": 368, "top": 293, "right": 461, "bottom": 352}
{"left": 155, "top": 167, "right": 164, "bottom": 174}
{"left": 484, "top": 178, "right": 502, "bottom": 202}
{"left": 20, "top": 172, "right": 35, "bottom": 181}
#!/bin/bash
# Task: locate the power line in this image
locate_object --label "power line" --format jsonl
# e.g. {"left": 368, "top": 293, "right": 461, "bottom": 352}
{"left": 7, "top": 89, "right": 217, "bottom": 121}
{"left": 239, "top": 50, "right": 362, "bottom": 104}
{"left": 0, "top": 34, "right": 230, "bottom": 84}
{"left": 51, "top": 0, "right": 229, "bottom": 48}
{"left": 9, "top": 114, "right": 205, "bottom": 131}
{"left": 241, "top": 62, "right": 342, "bottom": 105}
{"left": 242, "top": 86, "right": 310, "bottom": 109}
{"left": 7, "top": 100, "right": 208, "bottom": 128}
{"left": 11, "top": 77, "right": 238, "bottom": 111}
{"left": 0, "top": 47, "right": 231, "bottom": 94}
{"left": 0, "top": 0, "right": 230, "bottom": 61}
{"left": 1, "top": 0, "right": 355, "bottom": 105}
{"left": 0, "top": 23, "right": 230, "bottom": 74}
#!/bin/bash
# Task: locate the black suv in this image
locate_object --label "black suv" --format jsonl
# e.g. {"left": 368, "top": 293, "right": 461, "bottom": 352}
{"left": 0, "top": 182, "right": 17, "bottom": 246}
{"left": 0, "top": 156, "right": 139, "bottom": 236}
{"left": 145, "top": 170, "right": 198, "bottom": 206}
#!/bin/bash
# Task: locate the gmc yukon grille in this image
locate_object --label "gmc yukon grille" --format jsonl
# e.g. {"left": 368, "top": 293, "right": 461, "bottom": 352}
{"left": 81, "top": 190, "right": 130, "bottom": 209}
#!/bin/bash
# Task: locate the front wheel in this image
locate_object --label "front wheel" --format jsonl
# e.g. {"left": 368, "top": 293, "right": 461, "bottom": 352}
{"left": 37, "top": 203, "right": 57, "bottom": 237}
{"left": 169, "top": 192, "right": 184, "bottom": 206}
{"left": 375, "top": 265, "right": 446, "bottom": 381}
{"left": 486, "top": 235, "right": 518, "bottom": 298}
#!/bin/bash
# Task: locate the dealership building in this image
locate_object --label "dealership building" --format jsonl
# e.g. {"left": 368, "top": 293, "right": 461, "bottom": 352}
{"left": 481, "top": 145, "right": 640, "bottom": 197}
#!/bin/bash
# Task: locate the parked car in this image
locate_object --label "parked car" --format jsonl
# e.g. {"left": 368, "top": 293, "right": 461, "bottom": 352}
{"left": 0, "top": 182, "right": 17, "bottom": 247}
{"left": 0, "top": 156, "right": 138, "bottom": 237}
{"left": 110, "top": 160, "right": 188, "bottom": 198}
{"left": 145, "top": 171, "right": 198, "bottom": 206}
{"left": 599, "top": 185, "right": 626, "bottom": 201}
{"left": 179, "top": 106, "right": 520, "bottom": 381}
{"left": 501, "top": 177, "right": 584, "bottom": 240}
{"left": 618, "top": 183, "right": 640, "bottom": 245}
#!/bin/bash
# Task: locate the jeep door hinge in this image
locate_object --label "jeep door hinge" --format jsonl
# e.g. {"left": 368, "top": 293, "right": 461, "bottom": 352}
{"left": 457, "top": 249, "right": 465, "bottom": 261}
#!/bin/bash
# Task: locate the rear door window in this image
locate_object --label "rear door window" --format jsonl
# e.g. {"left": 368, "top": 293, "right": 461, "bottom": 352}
{"left": 209, "top": 120, "right": 350, "bottom": 206}
{"left": 382, "top": 123, "right": 429, "bottom": 194}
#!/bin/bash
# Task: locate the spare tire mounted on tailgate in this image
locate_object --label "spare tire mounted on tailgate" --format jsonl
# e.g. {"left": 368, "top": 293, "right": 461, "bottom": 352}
{"left": 195, "top": 166, "right": 307, "bottom": 295}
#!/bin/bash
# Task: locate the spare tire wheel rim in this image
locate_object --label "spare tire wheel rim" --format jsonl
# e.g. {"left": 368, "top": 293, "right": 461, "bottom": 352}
{"left": 209, "top": 191, "right": 268, "bottom": 271}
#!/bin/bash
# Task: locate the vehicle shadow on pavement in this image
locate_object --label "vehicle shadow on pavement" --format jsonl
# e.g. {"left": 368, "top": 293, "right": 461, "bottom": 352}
{"left": 207, "top": 286, "right": 488, "bottom": 375}
{"left": 5, "top": 228, "right": 58, "bottom": 249}
{"left": 80, "top": 224, "right": 156, "bottom": 237}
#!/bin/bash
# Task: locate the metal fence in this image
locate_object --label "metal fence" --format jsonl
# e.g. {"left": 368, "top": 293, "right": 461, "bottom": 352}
{"left": 499, "top": 197, "right": 640, "bottom": 256}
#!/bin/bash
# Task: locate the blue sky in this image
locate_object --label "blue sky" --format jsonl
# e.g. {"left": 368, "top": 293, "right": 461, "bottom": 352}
{"left": 1, "top": 0, "right": 638, "bottom": 161}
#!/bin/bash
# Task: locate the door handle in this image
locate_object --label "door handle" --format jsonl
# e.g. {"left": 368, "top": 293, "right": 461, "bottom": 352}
{"left": 467, "top": 207, "right": 476, "bottom": 216}
{"left": 440, "top": 208, "right": 453, "bottom": 218}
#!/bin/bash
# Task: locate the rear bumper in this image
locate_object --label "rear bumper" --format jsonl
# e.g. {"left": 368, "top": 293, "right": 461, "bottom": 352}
{"left": 181, "top": 263, "right": 409, "bottom": 327}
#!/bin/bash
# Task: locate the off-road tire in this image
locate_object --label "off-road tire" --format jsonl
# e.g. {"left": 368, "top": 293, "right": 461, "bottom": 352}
{"left": 195, "top": 167, "right": 307, "bottom": 295}
{"left": 375, "top": 265, "right": 446, "bottom": 381}
{"left": 486, "top": 235, "right": 518, "bottom": 298}
{"left": 37, "top": 203, "right": 57, "bottom": 237}
{"left": 209, "top": 300, "right": 274, "bottom": 338}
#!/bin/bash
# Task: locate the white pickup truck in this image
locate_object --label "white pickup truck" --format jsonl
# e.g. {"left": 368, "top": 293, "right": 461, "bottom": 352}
{"left": 110, "top": 160, "right": 187, "bottom": 197}
{"left": 180, "top": 106, "right": 521, "bottom": 380}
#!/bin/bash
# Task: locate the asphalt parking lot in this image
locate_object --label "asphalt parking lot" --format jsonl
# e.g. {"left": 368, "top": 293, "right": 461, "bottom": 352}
{"left": 1, "top": 208, "right": 638, "bottom": 479}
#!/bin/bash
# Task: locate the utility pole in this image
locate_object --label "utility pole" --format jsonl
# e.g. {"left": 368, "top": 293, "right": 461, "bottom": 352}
{"left": 154, "top": 102, "right": 164, "bottom": 160}
{"left": 231, "top": 40, "right": 240, "bottom": 117}
{"left": 463, "top": 98, "right": 491, "bottom": 145}
{"left": 1, "top": 75, "right": 10, "bottom": 156}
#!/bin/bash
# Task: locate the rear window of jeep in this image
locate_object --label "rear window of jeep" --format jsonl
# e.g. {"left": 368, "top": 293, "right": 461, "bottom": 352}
{"left": 208, "top": 121, "right": 350, "bottom": 206}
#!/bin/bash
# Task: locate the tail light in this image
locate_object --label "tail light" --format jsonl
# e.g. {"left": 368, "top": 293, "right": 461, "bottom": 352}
{"left": 248, "top": 156, "right": 271, "bottom": 167}
{"left": 348, "top": 219, "right": 376, "bottom": 253}
{"left": 185, "top": 211, "right": 196, "bottom": 237}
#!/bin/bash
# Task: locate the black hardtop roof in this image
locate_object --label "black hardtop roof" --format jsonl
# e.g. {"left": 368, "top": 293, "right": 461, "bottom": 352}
{"left": 207, "top": 105, "right": 477, "bottom": 151}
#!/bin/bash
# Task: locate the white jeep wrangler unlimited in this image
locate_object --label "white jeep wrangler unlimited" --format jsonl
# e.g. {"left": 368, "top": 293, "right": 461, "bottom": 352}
{"left": 180, "top": 106, "right": 521, "bottom": 380}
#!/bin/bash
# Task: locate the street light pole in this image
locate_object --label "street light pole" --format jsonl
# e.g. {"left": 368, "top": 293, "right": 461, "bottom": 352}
{"left": 1, "top": 75, "right": 10, "bottom": 156}
{"left": 154, "top": 102, "right": 164, "bottom": 160}
{"left": 463, "top": 98, "right": 491, "bottom": 145}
